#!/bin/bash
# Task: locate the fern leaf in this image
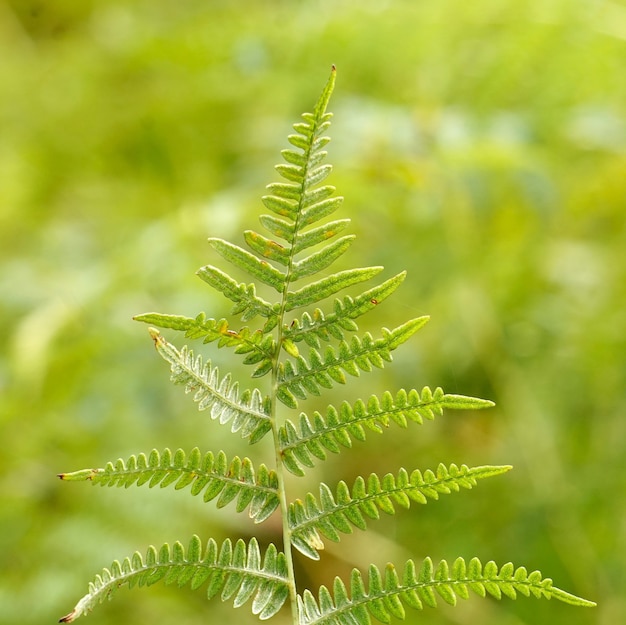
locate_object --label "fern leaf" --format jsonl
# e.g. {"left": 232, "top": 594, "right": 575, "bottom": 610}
{"left": 279, "top": 386, "right": 493, "bottom": 475}
{"left": 253, "top": 66, "right": 340, "bottom": 267}
{"left": 276, "top": 318, "right": 429, "bottom": 409}
{"left": 134, "top": 312, "right": 234, "bottom": 340}
{"left": 148, "top": 329, "right": 272, "bottom": 443}
{"left": 284, "top": 272, "right": 407, "bottom": 348}
{"left": 57, "top": 67, "right": 598, "bottom": 625}
{"left": 284, "top": 267, "right": 384, "bottom": 312}
{"left": 243, "top": 230, "right": 292, "bottom": 266}
{"left": 58, "top": 447, "right": 280, "bottom": 523}
{"left": 290, "top": 235, "right": 356, "bottom": 282}
{"left": 298, "top": 193, "right": 343, "bottom": 229}
{"left": 208, "top": 237, "right": 286, "bottom": 292}
{"left": 196, "top": 265, "right": 277, "bottom": 322}
{"left": 292, "top": 218, "right": 351, "bottom": 254}
{"left": 297, "top": 557, "right": 596, "bottom": 624}
{"left": 257, "top": 213, "right": 296, "bottom": 242}
{"left": 134, "top": 313, "right": 276, "bottom": 371}
{"left": 59, "top": 536, "right": 290, "bottom": 623}
{"left": 288, "top": 465, "right": 511, "bottom": 559}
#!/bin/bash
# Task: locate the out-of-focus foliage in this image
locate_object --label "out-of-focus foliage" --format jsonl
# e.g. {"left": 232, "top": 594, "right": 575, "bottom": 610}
{"left": 0, "top": 1, "right": 623, "bottom": 624}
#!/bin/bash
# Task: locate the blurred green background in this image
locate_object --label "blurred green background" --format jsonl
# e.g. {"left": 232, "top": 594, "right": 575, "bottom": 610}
{"left": 1, "top": 1, "right": 624, "bottom": 624}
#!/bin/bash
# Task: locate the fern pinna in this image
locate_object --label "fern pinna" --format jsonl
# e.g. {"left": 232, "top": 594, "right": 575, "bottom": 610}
{"left": 59, "top": 67, "right": 595, "bottom": 624}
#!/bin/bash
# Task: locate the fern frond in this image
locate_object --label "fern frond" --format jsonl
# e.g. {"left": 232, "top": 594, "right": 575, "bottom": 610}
{"left": 148, "top": 329, "right": 272, "bottom": 443}
{"left": 58, "top": 447, "right": 280, "bottom": 523}
{"left": 59, "top": 536, "right": 290, "bottom": 623}
{"left": 279, "top": 386, "right": 493, "bottom": 475}
{"left": 292, "top": 218, "right": 351, "bottom": 253}
{"left": 283, "top": 273, "right": 408, "bottom": 348}
{"left": 284, "top": 267, "right": 384, "bottom": 312}
{"left": 196, "top": 265, "right": 277, "bottom": 322}
{"left": 292, "top": 235, "right": 356, "bottom": 281}
{"left": 256, "top": 213, "right": 297, "bottom": 242}
{"left": 209, "top": 238, "right": 287, "bottom": 292}
{"left": 255, "top": 66, "right": 356, "bottom": 304}
{"left": 243, "top": 229, "right": 292, "bottom": 265}
{"left": 134, "top": 313, "right": 276, "bottom": 376}
{"left": 297, "top": 557, "right": 596, "bottom": 625}
{"left": 261, "top": 184, "right": 341, "bottom": 238}
{"left": 288, "top": 465, "right": 511, "bottom": 559}
{"left": 276, "top": 318, "right": 429, "bottom": 409}
{"left": 134, "top": 312, "right": 236, "bottom": 341}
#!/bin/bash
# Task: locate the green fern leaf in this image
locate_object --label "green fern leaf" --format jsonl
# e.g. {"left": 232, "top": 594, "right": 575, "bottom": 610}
{"left": 290, "top": 235, "right": 356, "bottom": 282}
{"left": 291, "top": 218, "right": 351, "bottom": 253}
{"left": 58, "top": 447, "right": 280, "bottom": 523}
{"left": 297, "top": 557, "right": 595, "bottom": 624}
{"left": 59, "top": 536, "right": 290, "bottom": 623}
{"left": 276, "top": 318, "right": 429, "bottom": 409}
{"left": 298, "top": 192, "right": 342, "bottom": 229}
{"left": 288, "top": 465, "right": 511, "bottom": 559}
{"left": 279, "top": 386, "right": 493, "bottom": 475}
{"left": 263, "top": 183, "right": 335, "bottom": 226}
{"left": 256, "top": 213, "right": 296, "bottom": 242}
{"left": 196, "top": 265, "right": 277, "bottom": 322}
{"left": 243, "top": 230, "right": 292, "bottom": 266}
{"left": 283, "top": 272, "right": 408, "bottom": 348}
{"left": 134, "top": 313, "right": 276, "bottom": 371}
{"left": 60, "top": 68, "right": 595, "bottom": 624}
{"left": 284, "top": 267, "right": 384, "bottom": 312}
{"left": 208, "top": 238, "right": 286, "bottom": 292}
{"left": 148, "top": 329, "right": 272, "bottom": 442}
{"left": 250, "top": 65, "right": 344, "bottom": 303}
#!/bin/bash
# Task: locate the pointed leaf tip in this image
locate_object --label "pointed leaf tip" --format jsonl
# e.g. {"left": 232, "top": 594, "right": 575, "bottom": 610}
{"left": 549, "top": 587, "right": 597, "bottom": 607}
{"left": 442, "top": 394, "right": 495, "bottom": 410}
{"left": 57, "top": 469, "right": 99, "bottom": 481}
{"left": 59, "top": 611, "right": 76, "bottom": 623}
{"left": 314, "top": 66, "right": 337, "bottom": 119}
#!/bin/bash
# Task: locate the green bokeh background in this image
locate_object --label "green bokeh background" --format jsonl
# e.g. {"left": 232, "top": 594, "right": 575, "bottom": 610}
{"left": 1, "top": 1, "right": 624, "bottom": 624}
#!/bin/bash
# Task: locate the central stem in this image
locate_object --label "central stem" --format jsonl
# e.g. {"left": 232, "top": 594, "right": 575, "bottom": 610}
{"left": 270, "top": 360, "right": 299, "bottom": 623}
{"left": 267, "top": 69, "right": 336, "bottom": 623}
{"left": 270, "top": 200, "right": 309, "bottom": 623}
{"left": 269, "top": 207, "right": 307, "bottom": 624}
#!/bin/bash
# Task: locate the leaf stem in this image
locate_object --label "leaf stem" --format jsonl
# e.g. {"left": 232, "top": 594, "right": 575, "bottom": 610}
{"left": 270, "top": 353, "right": 299, "bottom": 624}
{"left": 267, "top": 67, "right": 338, "bottom": 625}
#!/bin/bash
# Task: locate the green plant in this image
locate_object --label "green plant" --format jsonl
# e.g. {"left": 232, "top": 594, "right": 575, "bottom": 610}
{"left": 58, "top": 67, "right": 595, "bottom": 624}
